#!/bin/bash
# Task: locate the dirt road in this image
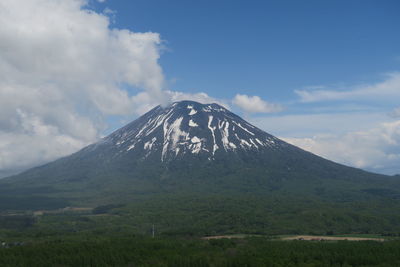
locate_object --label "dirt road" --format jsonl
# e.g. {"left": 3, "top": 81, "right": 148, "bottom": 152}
{"left": 282, "top": 235, "right": 385, "bottom": 242}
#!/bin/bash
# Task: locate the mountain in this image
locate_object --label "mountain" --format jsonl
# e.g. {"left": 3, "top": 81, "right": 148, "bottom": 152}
{"left": 102, "top": 101, "right": 287, "bottom": 161}
{"left": 1, "top": 100, "right": 400, "bottom": 235}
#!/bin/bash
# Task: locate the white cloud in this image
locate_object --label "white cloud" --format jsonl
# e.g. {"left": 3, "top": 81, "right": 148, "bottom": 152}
{"left": 0, "top": 111, "right": 88, "bottom": 173}
{"left": 295, "top": 72, "right": 400, "bottom": 103}
{"left": 0, "top": 0, "right": 166, "bottom": 175}
{"left": 283, "top": 120, "right": 400, "bottom": 175}
{"left": 232, "top": 94, "right": 283, "bottom": 113}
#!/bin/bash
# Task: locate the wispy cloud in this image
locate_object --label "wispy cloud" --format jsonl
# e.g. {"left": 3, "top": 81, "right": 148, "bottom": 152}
{"left": 295, "top": 72, "right": 400, "bottom": 103}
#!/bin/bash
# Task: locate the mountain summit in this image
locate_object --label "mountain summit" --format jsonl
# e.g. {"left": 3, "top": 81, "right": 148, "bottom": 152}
{"left": 102, "top": 100, "right": 286, "bottom": 162}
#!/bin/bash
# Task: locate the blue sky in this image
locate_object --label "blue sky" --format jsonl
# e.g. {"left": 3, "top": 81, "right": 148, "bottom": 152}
{"left": 0, "top": 0, "right": 399, "bottom": 176}
{"left": 91, "top": 0, "right": 400, "bottom": 102}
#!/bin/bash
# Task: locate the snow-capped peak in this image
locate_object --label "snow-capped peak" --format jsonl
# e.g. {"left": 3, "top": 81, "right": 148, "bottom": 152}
{"left": 104, "top": 100, "right": 284, "bottom": 161}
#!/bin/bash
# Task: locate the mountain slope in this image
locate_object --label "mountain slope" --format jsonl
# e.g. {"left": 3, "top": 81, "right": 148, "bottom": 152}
{"left": 2, "top": 100, "right": 398, "bottom": 196}
{"left": 1, "top": 100, "right": 400, "bottom": 235}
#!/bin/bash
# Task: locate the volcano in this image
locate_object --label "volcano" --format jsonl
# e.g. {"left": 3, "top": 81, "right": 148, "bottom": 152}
{"left": 1, "top": 100, "right": 400, "bottom": 235}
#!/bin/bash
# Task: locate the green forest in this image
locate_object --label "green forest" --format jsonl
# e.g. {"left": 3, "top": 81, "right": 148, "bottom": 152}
{"left": 1, "top": 235, "right": 400, "bottom": 266}
{"left": 1, "top": 192, "right": 400, "bottom": 266}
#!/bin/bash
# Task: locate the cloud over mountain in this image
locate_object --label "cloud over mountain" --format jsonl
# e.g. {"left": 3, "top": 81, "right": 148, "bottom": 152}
{"left": 0, "top": 0, "right": 165, "bottom": 174}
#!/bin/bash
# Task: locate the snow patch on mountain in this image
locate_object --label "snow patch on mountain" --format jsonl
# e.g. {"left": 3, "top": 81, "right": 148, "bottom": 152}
{"left": 208, "top": 115, "right": 219, "bottom": 155}
{"left": 233, "top": 121, "right": 255, "bottom": 136}
{"left": 187, "top": 105, "right": 197, "bottom": 115}
{"left": 191, "top": 136, "right": 201, "bottom": 143}
{"left": 190, "top": 136, "right": 203, "bottom": 154}
{"left": 189, "top": 119, "right": 198, "bottom": 127}
{"left": 144, "top": 137, "right": 157, "bottom": 150}
{"left": 162, "top": 116, "right": 190, "bottom": 161}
